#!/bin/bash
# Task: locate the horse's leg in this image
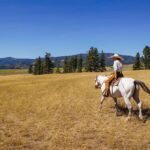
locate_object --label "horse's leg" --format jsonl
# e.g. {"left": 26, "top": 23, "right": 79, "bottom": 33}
{"left": 113, "top": 98, "right": 119, "bottom": 111}
{"left": 99, "top": 95, "right": 105, "bottom": 110}
{"left": 123, "top": 96, "right": 132, "bottom": 119}
{"left": 112, "top": 98, "right": 122, "bottom": 116}
{"left": 133, "top": 88, "right": 143, "bottom": 119}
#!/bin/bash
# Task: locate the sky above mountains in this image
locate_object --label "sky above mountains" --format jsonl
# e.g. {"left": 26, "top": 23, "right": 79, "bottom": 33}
{"left": 0, "top": 0, "right": 150, "bottom": 58}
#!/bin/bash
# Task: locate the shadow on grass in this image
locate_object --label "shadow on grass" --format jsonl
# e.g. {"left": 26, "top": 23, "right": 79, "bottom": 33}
{"left": 116, "top": 105, "right": 150, "bottom": 120}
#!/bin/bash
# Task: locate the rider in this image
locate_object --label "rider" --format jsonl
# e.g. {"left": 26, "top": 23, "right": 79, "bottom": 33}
{"left": 104, "top": 54, "right": 124, "bottom": 97}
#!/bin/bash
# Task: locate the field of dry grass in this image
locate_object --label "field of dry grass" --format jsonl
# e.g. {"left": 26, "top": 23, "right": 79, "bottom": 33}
{"left": 0, "top": 69, "right": 27, "bottom": 76}
{"left": 0, "top": 70, "right": 150, "bottom": 150}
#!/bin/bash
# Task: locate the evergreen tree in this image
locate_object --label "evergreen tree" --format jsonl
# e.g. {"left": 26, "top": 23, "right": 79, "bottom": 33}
{"left": 28, "top": 64, "right": 33, "bottom": 74}
{"left": 43, "top": 52, "right": 53, "bottom": 74}
{"left": 34, "top": 57, "right": 43, "bottom": 75}
{"left": 69, "top": 57, "right": 74, "bottom": 73}
{"left": 100, "top": 50, "right": 106, "bottom": 72}
{"left": 41, "top": 61, "right": 44, "bottom": 74}
{"left": 68, "top": 56, "right": 78, "bottom": 73}
{"left": 73, "top": 56, "right": 78, "bottom": 72}
{"left": 56, "top": 63, "right": 61, "bottom": 73}
{"left": 77, "top": 54, "right": 83, "bottom": 72}
{"left": 85, "top": 50, "right": 91, "bottom": 72}
{"left": 63, "top": 57, "right": 69, "bottom": 73}
{"left": 142, "top": 46, "right": 150, "bottom": 69}
{"left": 93, "top": 48, "right": 100, "bottom": 71}
{"left": 85, "top": 47, "right": 100, "bottom": 72}
{"left": 133, "top": 52, "right": 141, "bottom": 70}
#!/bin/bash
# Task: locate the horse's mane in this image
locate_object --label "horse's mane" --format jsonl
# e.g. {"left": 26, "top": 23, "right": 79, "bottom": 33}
{"left": 101, "top": 74, "right": 107, "bottom": 76}
{"left": 98, "top": 74, "right": 108, "bottom": 80}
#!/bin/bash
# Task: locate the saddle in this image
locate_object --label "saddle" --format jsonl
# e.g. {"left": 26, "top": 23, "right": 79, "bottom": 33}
{"left": 104, "top": 78, "right": 122, "bottom": 97}
{"left": 110, "top": 77, "right": 122, "bottom": 86}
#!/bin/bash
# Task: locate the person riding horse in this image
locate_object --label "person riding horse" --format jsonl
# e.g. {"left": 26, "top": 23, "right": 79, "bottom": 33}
{"left": 104, "top": 54, "right": 124, "bottom": 97}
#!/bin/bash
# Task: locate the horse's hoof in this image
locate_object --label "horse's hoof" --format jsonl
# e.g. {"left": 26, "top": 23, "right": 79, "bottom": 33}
{"left": 98, "top": 105, "right": 102, "bottom": 110}
{"left": 116, "top": 111, "right": 123, "bottom": 116}
{"left": 139, "top": 115, "right": 144, "bottom": 120}
{"left": 139, "top": 116, "right": 146, "bottom": 123}
{"left": 126, "top": 116, "right": 131, "bottom": 121}
{"left": 143, "top": 119, "right": 146, "bottom": 123}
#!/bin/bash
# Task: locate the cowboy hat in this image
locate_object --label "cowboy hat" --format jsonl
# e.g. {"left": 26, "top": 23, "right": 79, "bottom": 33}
{"left": 110, "top": 54, "right": 124, "bottom": 61}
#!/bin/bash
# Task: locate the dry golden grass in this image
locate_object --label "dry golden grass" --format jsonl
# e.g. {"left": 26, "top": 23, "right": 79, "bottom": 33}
{"left": 0, "top": 71, "right": 150, "bottom": 150}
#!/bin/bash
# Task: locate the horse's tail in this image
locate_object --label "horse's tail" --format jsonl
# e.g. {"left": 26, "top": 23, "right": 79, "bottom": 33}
{"left": 134, "top": 80, "right": 150, "bottom": 94}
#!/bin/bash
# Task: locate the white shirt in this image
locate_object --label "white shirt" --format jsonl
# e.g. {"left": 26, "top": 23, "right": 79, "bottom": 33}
{"left": 113, "top": 60, "right": 123, "bottom": 72}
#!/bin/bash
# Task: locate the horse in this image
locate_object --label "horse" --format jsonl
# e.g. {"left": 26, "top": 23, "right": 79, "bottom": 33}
{"left": 95, "top": 75, "right": 150, "bottom": 120}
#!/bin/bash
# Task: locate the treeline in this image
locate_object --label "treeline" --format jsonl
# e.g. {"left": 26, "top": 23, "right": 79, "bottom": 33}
{"left": 29, "top": 45, "right": 150, "bottom": 75}
{"left": 63, "top": 54, "right": 83, "bottom": 73}
{"left": 29, "top": 47, "right": 106, "bottom": 75}
{"left": 28, "top": 53, "right": 54, "bottom": 75}
{"left": 63, "top": 47, "right": 106, "bottom": 73}
{"left": 85, "top": 47, "right": 106, "bottom": 72}
{"left": 133, "top": 46, "right": 150, "bottom": 70}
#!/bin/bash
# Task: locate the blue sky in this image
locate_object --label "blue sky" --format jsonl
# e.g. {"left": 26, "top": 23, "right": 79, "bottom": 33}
{"left": 0, "top": 0, "right": 150, "bottom": 58}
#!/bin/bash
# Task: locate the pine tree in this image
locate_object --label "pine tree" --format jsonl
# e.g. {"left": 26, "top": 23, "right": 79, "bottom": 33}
{"left": 69, "top": 57, "right": 74, "bottom": 73}
{"left": 41, "top": 61, "right": 44, "bottom": 74}
{"left": 100, "top": 50, "right": 106, "bottom": 72}
{"left": 28, "top": 64, "right": 33, "bottom": 74}
{"left": 43, "top": 52, "right": 53, "bottom": 74}
{"left": 133, "top": 52, "right": 141, "bottom": 70}
{"left": 63, "top": 57, "right": 69, "bottom": 73}
{"left": 85, "top": 50, "right": 91, "bottom": 72}
{"left": 85, "top": 47, "right": 100, "bottom": 72}
{"left": 142, "top": 46, "right": 150, "bottom": 69}
{"left": 68, "top": 56, "right": 78, "bottom": 73}
{"left": 93, "top": 48, "right": 100, "bottom": 71}
{"left": 73, "top": 56, "right": 78, "bottom": 72}
{"left": 77, "top": 54, "right": 83, "bottom": 72}
{"left": 34, "top": 57, "right": 43, "bottom": 75}
{"left": 56, "top": 63, "right": 61, "bottom": 73}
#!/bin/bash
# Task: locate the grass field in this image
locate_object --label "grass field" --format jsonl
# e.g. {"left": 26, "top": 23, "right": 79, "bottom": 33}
{"left": 0, "top": 70, "right": 150, "bottom": 149}
{"left": 0, "top": 69, "right": 28, "bottom": 75}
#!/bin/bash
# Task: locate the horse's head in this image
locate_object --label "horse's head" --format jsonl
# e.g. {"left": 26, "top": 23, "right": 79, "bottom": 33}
{"left": 95, "top": 75, "right": 101, "bottom": 89}
{"left": 95, "top": 75, "right": 107, "bottom": 89}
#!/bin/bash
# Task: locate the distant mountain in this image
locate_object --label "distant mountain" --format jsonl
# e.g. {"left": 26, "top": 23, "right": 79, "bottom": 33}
{"left": 0, "top": 53, "right": 135, "bottom": 69}
{"left": 0, "top": 57, "right": 34, "bottom": 69}
{"left": 51, "top": 53, "right": 135, "bottom": 66}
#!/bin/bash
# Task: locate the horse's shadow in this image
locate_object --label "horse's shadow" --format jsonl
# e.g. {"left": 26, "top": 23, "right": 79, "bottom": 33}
{"left": 116, "top": 105, "right": 150, "bottom": 120}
